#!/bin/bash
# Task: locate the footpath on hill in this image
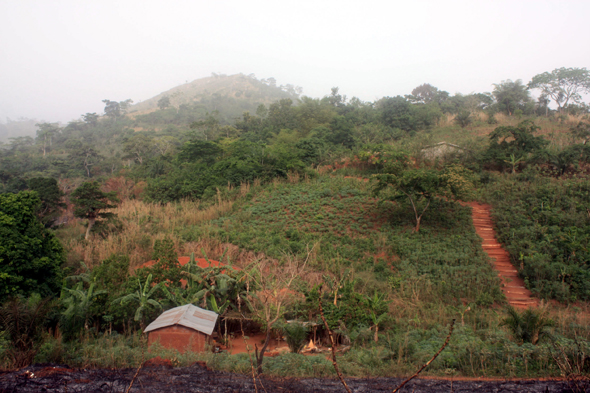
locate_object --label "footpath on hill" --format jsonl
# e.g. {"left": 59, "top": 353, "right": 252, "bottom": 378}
{"left": 467, "top": 202, "right": 539, "bottom": 309}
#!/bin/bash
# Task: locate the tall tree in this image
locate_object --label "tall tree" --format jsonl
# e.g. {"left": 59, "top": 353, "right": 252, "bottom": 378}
{"left": 82, "top": 112, "right": 99, "bottom": 126}
{"left": 122, "top": 133, "right": 154, "bottom": 164}
{"left": 406, "top": 83, "right": 449, "bottom": 105}
{"left": 484, "top": 120, "right": 548, "bottom": 172}
{"left": 528, "top": 67, "right": 590, "bottom": 112}
{"left": 249, "top": 248, "right": 313, "bottom": 374}
{"left": 373, "top": 162, "right": 473, "bottom": 232}
{"left": 157, "top": 96, "right": 171, "bottom": 110}
{"left": 492, "top": 79, "right": 531, "bottom": 115}
{"left": 8, "top": 136, "right": 34, "bottom": 152}
{"left": 27, "top": 177, "right": 65, "bottom": 226}
{"left": 377, "top": 96, "right": 416, "bottom": 131}
{"left": 66, "top": 140, "right": 102, "bottom": 177}
{"left": 102, "top": 99, "right": 133, "bottom": 121}
{"left": 70, "top": 181, "right": 119, "bottom": 240}
{"left": 190, "top": 112, "right": 220, "bottom": 141}
{"left": 35, "top": 123, "right": 60, "bottom": 157}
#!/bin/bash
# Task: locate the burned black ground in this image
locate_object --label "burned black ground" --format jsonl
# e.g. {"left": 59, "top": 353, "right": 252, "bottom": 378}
{"left": 0, "top": 363, "right": 576, "bottom": 393}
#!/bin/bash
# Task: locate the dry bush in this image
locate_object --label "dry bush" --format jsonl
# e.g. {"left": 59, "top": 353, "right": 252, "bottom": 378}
{"left": 103, "top": 176, "right": 136, "bottom": 200}
{"left": 438, "top": 114, "right": 455, "bottom": 127}
{"left": 182, "top": 239, "right": 276, "bottom": 268}
{"left": 472, "top": 111, "right": 488, "bottom": 122}
{"left": 316, "top": 165, "right": 333, "bottom": 175}
{"left": 239, "top": 182, "right": 251, "bottom": 197}
{"left": 492, "top": 112, "right": 514, "bottom": 126}
{"left": 287, "top": 171, "right": 300, "bottom": 184}
{"left": 549, "top": 304, "right": 590, "bottom": 341}
{"left": 563, "top": 114, "right": 586, "bottom": 127}
{"left": 61, "top": 198, "right": 234, "bottom": 270}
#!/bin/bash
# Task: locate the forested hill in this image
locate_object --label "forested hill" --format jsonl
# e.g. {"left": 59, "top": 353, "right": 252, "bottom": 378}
{"left": 131, "top": 73, "right": 300, "bottom": 119}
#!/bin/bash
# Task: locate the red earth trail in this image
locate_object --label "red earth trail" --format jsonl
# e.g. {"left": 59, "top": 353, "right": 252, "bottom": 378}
{"left": 467, "top": 201, "right": 539, "bottom": 309}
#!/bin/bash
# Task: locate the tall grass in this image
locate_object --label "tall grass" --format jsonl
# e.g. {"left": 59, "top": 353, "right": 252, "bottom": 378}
{"left": 58, "top": 198, "right": 234, "bottom": 270}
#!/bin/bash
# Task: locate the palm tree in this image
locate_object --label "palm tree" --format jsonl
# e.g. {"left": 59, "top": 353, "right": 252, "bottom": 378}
{"left": 0, "top": 295, "right": 55, "bottom": 367}
{"left": 114, "top": 274, "right": 163, "bottom": 330}
{"left": 501, "top": 306, "right": 554, "bottom": 345}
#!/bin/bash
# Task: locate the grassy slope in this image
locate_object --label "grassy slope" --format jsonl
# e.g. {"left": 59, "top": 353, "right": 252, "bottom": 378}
{"left": 52, "top": 115, "right": 590, "bottom": 377}
{"left": 184, "top": 175, "right": 502, "bottom": 306}
{"left": 55, "top": 174, "right": 590, "bottom": 377}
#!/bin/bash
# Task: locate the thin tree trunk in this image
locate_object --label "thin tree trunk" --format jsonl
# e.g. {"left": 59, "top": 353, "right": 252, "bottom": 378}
{"left": 374, "top": 324, "right": 379, "bottom": 343}
{"left": 255, "top": 328, "right": 272, "bottom": 375}
{"left": 85, "top": 218, "right": 95, "bottom": 240}
{"left": 85, "top": 154, "right": 91, "bottom": 177}
{"left": 318, "top": 288, "right": 352, "bottom": 393}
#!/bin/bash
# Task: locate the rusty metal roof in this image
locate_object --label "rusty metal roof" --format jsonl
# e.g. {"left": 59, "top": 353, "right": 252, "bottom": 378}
{"left": 144, "top": 304, "right": 218, "bottom": 335}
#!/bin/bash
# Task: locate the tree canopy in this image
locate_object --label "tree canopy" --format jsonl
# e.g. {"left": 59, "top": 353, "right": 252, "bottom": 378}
{"left": 0, "top": 191, "right": 65, "bottom": 300}
{"left": 528, "top": 67, "right": 590, "bottom": 112}
{"left": 70, "top": 181, "right": 119, "bottom": 240}
{"left": 492, "top": 79, "right": 531, "bottom": 116}
{"left": 373, "top": 154, "right": 473, "bottom": 231}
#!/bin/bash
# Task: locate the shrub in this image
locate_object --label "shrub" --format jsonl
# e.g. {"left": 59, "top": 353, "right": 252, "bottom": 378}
{"left": 501, "top": 306, "right": 554, "bottom": 345}
{"left": 283, "top": 322, "right": 309, "bottom": 354}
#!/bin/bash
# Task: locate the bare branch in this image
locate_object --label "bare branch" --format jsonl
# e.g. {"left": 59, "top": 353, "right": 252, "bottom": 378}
{"left": 318, "top": 286, "right": 352, "bottom": 393}
{"left": 392, "top": 319, "right": 456, "bottom": 393}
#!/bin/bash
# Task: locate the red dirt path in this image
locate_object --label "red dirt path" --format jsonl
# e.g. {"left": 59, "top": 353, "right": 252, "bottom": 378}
{"left": 224, "top": 333, "right": 289, "bottom": 356}
{"left": 467, "top": 202, "right": 539, "bottom": 309}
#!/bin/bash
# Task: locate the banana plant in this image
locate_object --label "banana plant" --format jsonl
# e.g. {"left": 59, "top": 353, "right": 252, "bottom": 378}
{"left": 113, "top": 274, "right": 162, "bottom": 331}
{"left": 503, "top": 154, "right": 525, "bottom": 174}
{"left": 61, "top": 281, "right": 106, "bottom": 332}
{"left": 365, "top": 292, "right": 390, "bottom": 343}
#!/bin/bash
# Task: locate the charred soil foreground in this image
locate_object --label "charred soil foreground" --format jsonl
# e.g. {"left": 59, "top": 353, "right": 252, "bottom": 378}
{"left": 0, "top": 363, "right": 577, "bottom": 393}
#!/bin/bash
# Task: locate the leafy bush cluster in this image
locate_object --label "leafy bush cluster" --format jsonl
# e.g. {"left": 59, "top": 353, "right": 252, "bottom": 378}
{"left": 485, "top": 174, "right": 590, "bottom": 302}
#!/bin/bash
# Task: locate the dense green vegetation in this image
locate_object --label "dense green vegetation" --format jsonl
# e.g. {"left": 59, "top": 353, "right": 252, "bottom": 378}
{"left": 0, "top": 191, "right": 64, "bottom": 300}
{"left": 484, "top": 173, "right": 590, "bottom": 302}
{"left": 1, "top": 68, "right": 590, "bottom": 379}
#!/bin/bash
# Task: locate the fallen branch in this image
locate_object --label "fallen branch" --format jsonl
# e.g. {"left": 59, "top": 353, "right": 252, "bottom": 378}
{"left": 392, "top": 319, "right": 455, "bottom": 393}
{"left": 125, "top": 343, "right": 144, "bottom": 393}
{"left": 318, "top": 286, "right": 352, "bottom": 393}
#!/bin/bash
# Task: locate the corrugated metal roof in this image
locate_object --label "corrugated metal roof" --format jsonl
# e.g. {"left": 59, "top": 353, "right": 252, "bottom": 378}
{"left": 144, "top": 304, "right": 218, "bottom": 335}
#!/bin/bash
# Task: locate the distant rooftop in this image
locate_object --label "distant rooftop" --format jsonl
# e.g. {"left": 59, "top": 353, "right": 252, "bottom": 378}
{"left": 422, "top": 141, "right": 466, "bottom": 150}
{"left": 144, "top": 304, "right": 218, "bottom": 335}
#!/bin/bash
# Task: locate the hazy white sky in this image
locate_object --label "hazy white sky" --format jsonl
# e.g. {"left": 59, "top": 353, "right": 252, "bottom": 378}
{"left": 1, "top": 0, "right": 589, "bottom": 123}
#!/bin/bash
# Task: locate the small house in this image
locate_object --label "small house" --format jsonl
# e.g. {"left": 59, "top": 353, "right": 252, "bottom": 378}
{"left": 145, "top": 304, "right": 218, "bottom": 353}
{"left": 421, "top": 141, "right": 467, "bottom": 160}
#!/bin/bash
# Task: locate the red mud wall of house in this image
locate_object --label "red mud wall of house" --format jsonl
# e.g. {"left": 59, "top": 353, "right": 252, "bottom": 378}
{"left": 148, "top": 325, "right": 207, "bottom": 353}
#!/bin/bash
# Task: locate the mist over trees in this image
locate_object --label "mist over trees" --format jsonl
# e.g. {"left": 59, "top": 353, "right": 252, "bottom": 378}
{"left": 1, "top": 70, "right": 588, "bottom": 199}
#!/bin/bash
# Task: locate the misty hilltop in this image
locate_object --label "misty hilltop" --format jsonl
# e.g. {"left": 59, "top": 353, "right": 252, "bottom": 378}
{"left": 131, "top": 73, "right": 301, "bottom": 115}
